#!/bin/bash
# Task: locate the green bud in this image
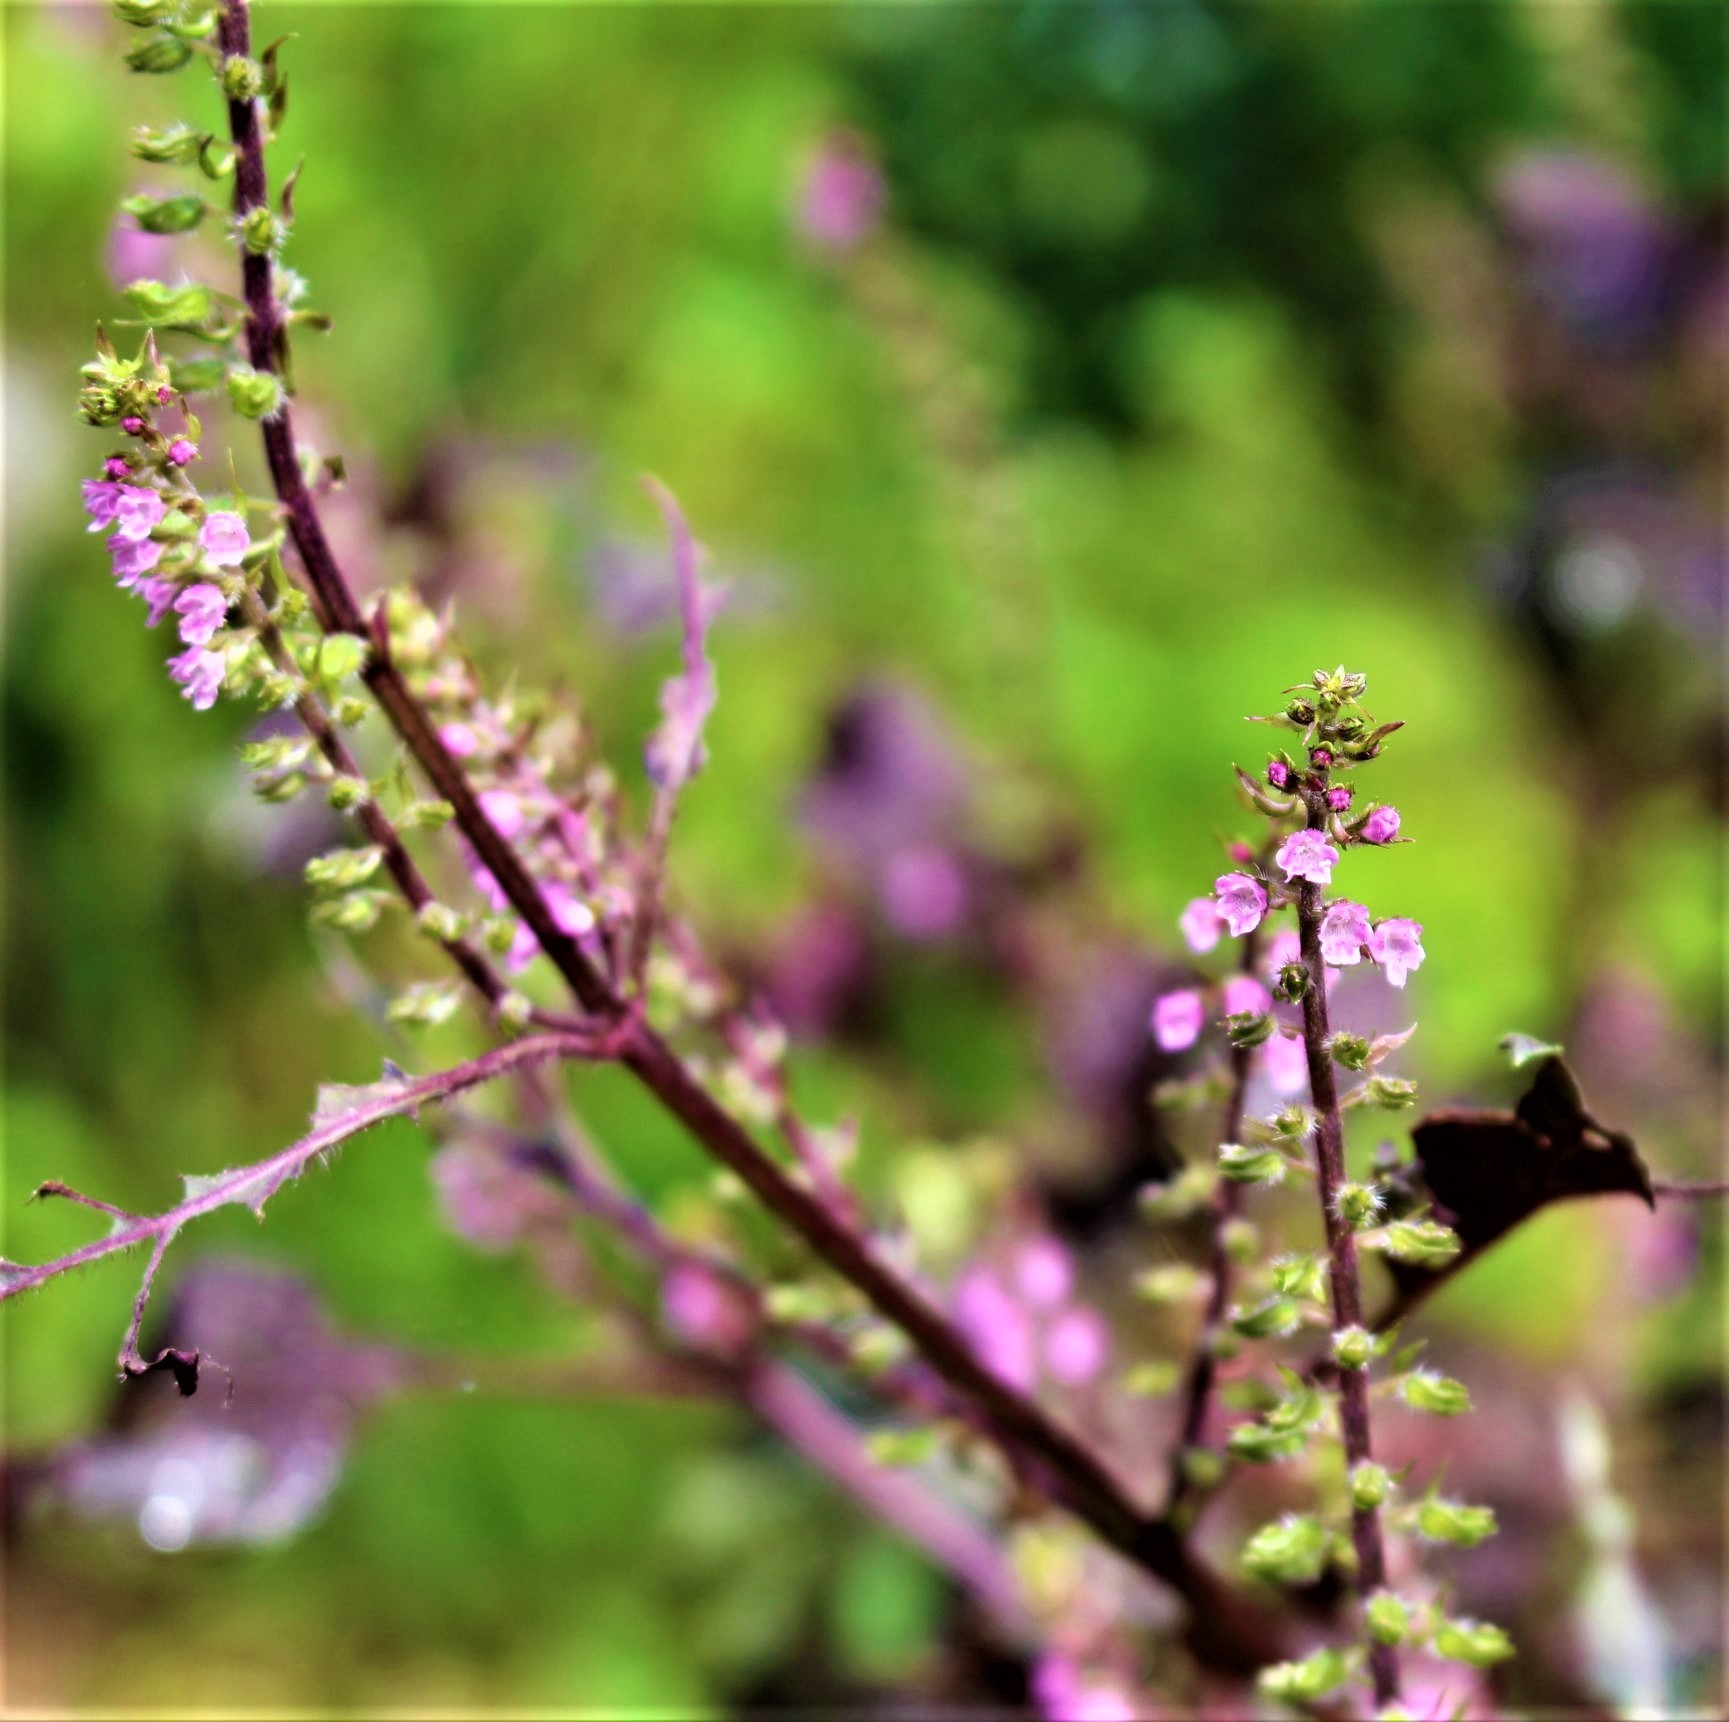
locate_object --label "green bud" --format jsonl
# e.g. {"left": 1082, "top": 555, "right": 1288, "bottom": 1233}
{"left": 1225, "top": 1009, "right": 1275, "bottom": 1049}
{"left": 1122, "top": 1361, "right": 1181, "bottom": 1399}
{"left": 1218, "top": 1143, "right": 1287, "bottom": 1186}
{"left": 1226, "top": 1421, "right": 1309, "bottom": 1464}
{"left": 1242, "top": 1513, "right": 1327, "bottom": 1585}
{"left": 227, "top": 365, "right": 285, "bottom": 420}
{"left": 253, "top": 669, "right": 301, "bottom": 709}
{"left": 114, "top": 0, "right": 175, "bottom": 23}
{"left": 386, "top": 981, "right": 463, "bottom": 1027}
{"left": 481, "top": 916, "right": 518, "bottom": 956}
{"left": 304, "top": 845, "right": 384, "bottom": 894}
{"left": 1434, "top": 1618, "right": 1515, "bottom": 1667}
{"left": 1365, "top": 1591, "right": 1415, "bottom": 1647}
{"left": 1258, "top": 1648, "right": 1349, "bottom": 1705}
{"left": 240, "top": 205, "right": 285, "bottom": 256}
{"left": 1274, "top": 961, "right": 1309, "bottom": 1003}
{"left": 1285, "top": 698, "right": 1317, "bottom": 727}
{"left": 1221, "top": 1217, "right": 1259, "bottom": 1265}
{"left": 1331, "top": 1326, "right": 1374, "bottom": 1370}
{"left": 221, "top": 55, "right": 264, "bottom": 100}
{"left": 1134, "top": 1264, "right": 1207, "bottom": 1305}
{"left": 400, "top": 799, "right": 456, "bottom": 832}
{"left": 1264, "top": 1380, "right": 1324, "bottom": 1433}
{"left": 126, "top": 33, "right": 195, "bottom": 73}
{"left": 1270, "top": 1253, "right": 1327, "bottom": 1302}
{"left": 497, "top": 991, "right": 533, "bottom": 1032}
{"left": 253, "top": 770, "right": 307, "bottom": 804}
{"left": 123, "top": 279, "right": 215, "bottom": 329}
{"left": 1350, "top": 1461, "right": 1391, "bottom": 1510}
{"left": 1416, "top": 1498, "right": 1497, "bottom": 1548}
{"left": 1327, "top": 1031, "right": 1371, "bottom": 1071}
{"left": 331, "top": 696, "right": 371, "bottom": 727}
{"left": 315, "top": 634, "right": 368, "bottom": 685}
{"left": 170, "top": 356, "right": 226, "bottom": 393}
{"left": 1335, "top": 1181, "right": 1384, "bottom": 1230}
{"left": 1271, "top": 1104, "right": 1311, "bottom": 1140}
{"left": 1399, "top": 1369, "right": 1472, "bottom": 1416}
{"left": 1379, "top": 1219, "right": 1462, "bottom": 1266}
{"left": 416, "top": 901, "right": 468, "bottom": 944}
{"left": 311, "top": 891, "right": 384, "bottom": 934}
{"left": 325, "top": 774, "right": 370, "bottom": 813}
{"left": 130, "top": 123, "right": 204, "bottom": 164}
{"left": 1178, "top": 1445, "right": 1225, "bottom": 1492}
{"left": 1231, "top": 1297, "right": 1301, "bottom": 1340}
{"left": 239, "top": 736, "right": 311, "bottom": 772}
{"left": 1364, "top": 1074, "right": 1418, "bottom": 1109}
{"left": 120, "top": 192, "right": 207, "bottom": 235}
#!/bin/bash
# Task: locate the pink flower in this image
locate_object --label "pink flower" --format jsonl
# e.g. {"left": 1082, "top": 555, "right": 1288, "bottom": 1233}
{"left": 167, "top": 646, "right": 224, "bottom": 712}
{"left": 1276, "top": 828, "right": 1339, "bottom": 885}
{"left": 156, "top": 384, "right": 173, "bottom": 405}
{"left": 1179, "top": 896, "right": 1224, "bottom": 953}
{"left": 1013, "top": 1238, "right": 1073, "bottom": 1311}
{"left": 138, "top": 576, "right": 178, "bottom": 628}
{"left": 880, "top": 843, "right": 969, "bottom": 943}
{"left": 1362, "top": 804, "right": 1401, "bottom": 844}
{"left": 1369, "top": 917, "right": 1425, "bottom": 987}
{"left": 662, "top": 1263, "right": 755, "bottom": 1355}
{"left": 1310, "top": 747, "right": 1334, "bottom": 768}
{"left": 1262, "top": 1032, "right": 1309, "bottom": 1097}
{"left": 1222, "top": 974, "right": 1271, "bottom": 1017}
{"left": 953, "top": 1267, "right": 1037, "bottom": 1391}
{"left": 83, "top": 479, "right": 125, "bottom": 529}
{"left": 173, "top": 582, "right": 227, "bottom": 646}
{"left": 477, "top": 787, "right": 526, "bottom": 839}
{"left": 1152, "top": 989, "right": 1205, "bottom": 1052}
{"left": 167, "top": 438, "right": 198, "bottom": 466}
{"left": 1214, "top": 871, "right": 1268, "bottom": 937}
{"left": 1319, "top": 900, "right": 1372, "bottom": 966}
{"left": 103, "top": 458, "right": 131, "bottom": 480}
{"left": 1044, "top": 1306, "right": 1109, "bottom": 1386}
{"left": 112, "top": 485, "right": 166, "bottom": 542}
{"left": 797, "top": 131, "right": 885, "bottom": 251}
{"left": 198, "top": 510, "right": 250, "bottom": 567}
{"left": 1267, "top": 759, "right": 1290, "bottom": 789}
{"left": 440, "top": 722, "right": 479, "bottom": 758}
{"left": 545, "top": 882, "right": 596, "bottom": 939}
{"left": 108, "top": 532, "right": 164, "bottom": 588}
{"left": 121, "top": 415, "right": 145, "bottom": 436}
{"left": 1326, "top": 785, "right": 1352, "bottom": 811}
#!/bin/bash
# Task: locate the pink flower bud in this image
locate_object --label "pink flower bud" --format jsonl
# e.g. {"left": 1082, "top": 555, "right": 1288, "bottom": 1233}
{"left": 121, "top": 415, "right": 146, "bottom": 435}
{"left": 1362, "top": 804, "right": 1401, "bottom": 844}
{"left": 1310, "top": 746, "right": 1334, "bottom": 768}
{"left": 167, "top": 438, "right": 198, "bottom": 466}
{"left": 1326, "top": 785, "right": 1352, "bottom": 811}
{"left": 1267, "top": 759, "right": 1290, "bottom": 788}
{"left": 103, "top": 457, "right": 131, "bottom": 480}
{"left": 156, "top": 384, "right": 173, "bottom": 404}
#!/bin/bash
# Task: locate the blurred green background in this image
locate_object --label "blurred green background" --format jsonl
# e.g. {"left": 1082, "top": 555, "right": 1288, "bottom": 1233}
{"left": 3, "top": 1, "right": 1722, "bottom": 1713}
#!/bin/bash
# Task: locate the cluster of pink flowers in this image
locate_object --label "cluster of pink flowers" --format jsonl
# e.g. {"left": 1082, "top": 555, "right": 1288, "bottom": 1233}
{"left": 952, "top": 1238, "right": 1109, "bottom": 1393}
{"left": 83, "top": 475, "right": 246, "bottom": 713}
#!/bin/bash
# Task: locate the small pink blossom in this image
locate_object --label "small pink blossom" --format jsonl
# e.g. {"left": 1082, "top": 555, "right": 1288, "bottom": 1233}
{"left": 1152, "top": 989, "right": 1205, "bottom": 1052}
{"left": 1214, "top": 871, "right": 1268, "bottom": 937}
{"left": 112, "top": 485, "right": 166, "bottom": 542}
{"left": 173, "top": 582, "right": 227, "bottom": 647}
{"left": 477, "top": 787, "right": 526, "bottom": 839}
{"left": 545, "top": 882, "right": 596, "bottom": 939}
{"left": 1276, "top": 827, "right": 1339, "bottom": 885}
{"left": 168, "top": 646, "right": 224, "bottom": 711}
{"left": 156, "top": 384, "right": 173, "bottom": 405}
{"left": 1326, "top": 785, "right": 1352, "bottom": 811}
{"left": 1222, "top": 974, "right": 1271, "bottom": 1017}
{"left": 798, "top": 131, "right": 886, "bottom": 251}
{"left": 1362, "top": 804, "right": 1401, "bottom": 844}
{"left": 1319, "top": 900, "right": 1372, "bottom": 966}
{"left": 953, "top": 1267, "right": 1037, "bottom": 1391}
{"left": 108, "top": 532, "right": 164, "bottom": 589}
{"left": 440, "top": 721, "right": 479, "bottom": 757}
{"left": 1267, "top": 759, "right": 1290, "bottom": 789}
{"left": 1179, "top": 895, "right": 1224, "bottom": 953}
{"left": 1013, "top": 1238, "right": 1073, "bottom": 1311}
{"left": 138, "top": 576, "right": 178, "bottom": 628}
{"left": 662, "top": 1263, "right": 755, "bottom": 1356}
{"left": 83, "top": 479, "right": 124, "bottom": 529}
{"left": 121, "top": 415, "right": 145, "bottom": 436}
{"left": 167, "top": 438, "right": 198, "bottom": 466}
{"left": 880, "top": 843, "right": 969, "bottom": 943}
{"left": 103, "top": 458, "right": 131, "bottom": 480}
{"left": 197, "top": 510, "right": 250, "bottom": 567}
{"left": 1310, "top": 746, "right": 1334, "bottom": 768}
{"left": 1262, "top": 1031, "right": 1309, "bottom": 1097}
{"left": 1369, "top": 917, "right": 1425, "bottom": 987}
{"left": 1044, "top": 1306, "right": 1109, "bottom": 1386}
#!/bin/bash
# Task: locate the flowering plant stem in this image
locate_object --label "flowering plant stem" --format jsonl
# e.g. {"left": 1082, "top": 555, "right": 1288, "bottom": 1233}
{"left": 208, "top": 0, "right": 1283, "bottom": 1672}
{"left": 1293, "top": 790, "right": 1401, "bottom": 1708}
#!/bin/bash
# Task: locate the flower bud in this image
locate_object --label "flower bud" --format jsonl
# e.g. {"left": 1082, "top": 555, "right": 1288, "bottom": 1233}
{"left": 1416, "top": 1497, "right": 1497, "bottom": 1547}
{"left": 221, "top": 55, "right": 265, "bottom": 100}
{"left": 416, "top": 902, "right": 468, "bottom": 944}
{"left": 227, "top": 365, "right": 285, "bottom": 420}
{"left": 1365, "top": 1591, "right": 1415, "bottom": 1646}
{"left": 114, "top": 0, "right": 175, "bottom": 22}
{"left": 1231, "top": 1296, "right": 1301, "bottom": 1339}
{"left": 1309, "top": 746, "right": 1334, "bottom": 769}
{"left": 121, "top": 191, "right": 207, "bottom": 235}
{"left": 1275, "top": 961, "right": 1309, "bottom": 1003}
{"left": 1434, "top": 1618, "right": 1515, "bottom": 1667}
{"left": 1364, "top": 1074, "right": 1418, "bottom": 1109}
{"left": 1327, "top": 1031, "right": 1371, "bottom": 1070}
{"left": 1258, "top": 1650, "right": 1349, "bottom": 1705}
{"left": 1218, "top": 1144, "right": 1287, "bottom": 1186}
{"left": 1241, "top": 1513, "right": 1327, "bottom": 1584}
{"left": 1271, "top": 1103, "right": 1311, "bottom": 1140}
{"left": 1350, "top": 1461, "right": 1391, "bottom": 1510}
{"left": 130, "top": 123, "right": 204, "bottom": 164}
{"left": 240, "top": 205, "right": 285, "bottom": 256}
{"left": 1225, "top": 1009, "right": 1275, "bottom": 1049}
{"left": 1399, "top": 1369, "right": 1472, "bottom": 1416}
{"left": 1335, "top": 1182, "right": 1384, "bottom": 1229}
{"left": 126, "top": 33, "right": 195, "bottom": 73}
{"left": 1331, "top": 1325, "right": 1374, "bottom": 1370}
{"left": 497, "top": 991, "right": 534, "bottom": 1032}
{"left": 1286, "top": 698, "right": 1316, "bottom": 725}
{"left": 1378, "top": 1219, "right": 1462, "bottom": 1265}
{"left": 325, "top": 774, "right": 370, "bottom": 812}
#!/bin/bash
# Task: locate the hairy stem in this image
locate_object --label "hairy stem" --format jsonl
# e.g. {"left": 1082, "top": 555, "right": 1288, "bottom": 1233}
{"left": 1293, "top": 801, "right": 1400, "bottom": 1707}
